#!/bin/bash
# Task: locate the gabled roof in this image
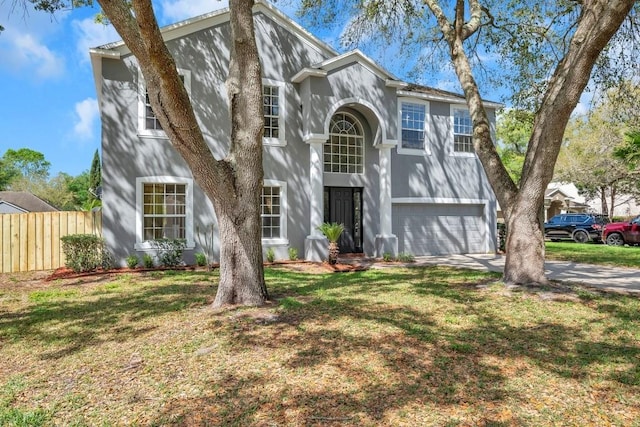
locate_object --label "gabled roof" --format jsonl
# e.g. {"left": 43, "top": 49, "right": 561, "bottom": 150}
{"left": 400, "top": 83, "right": 503, "bottom": 108}
{"left": 291, "top": 49, "right": 406, "bottom": 88}
{"left": 0, "top": 191, "right": 58, "bottom": 213}
{"left": 90, "top": 0, "right": 336, "bottom": 59}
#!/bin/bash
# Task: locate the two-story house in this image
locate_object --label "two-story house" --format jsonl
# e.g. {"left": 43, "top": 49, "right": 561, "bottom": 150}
{"left": 89, "top": 0, "right": 499, "bottom": 265}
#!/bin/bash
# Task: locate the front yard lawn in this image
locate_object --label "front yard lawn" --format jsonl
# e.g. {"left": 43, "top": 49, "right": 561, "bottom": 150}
{"left": 1, "top": 266, "right": 639, "bottom": 426}
{"left": 546, "top": 241, "right": 640, "bottom": 268}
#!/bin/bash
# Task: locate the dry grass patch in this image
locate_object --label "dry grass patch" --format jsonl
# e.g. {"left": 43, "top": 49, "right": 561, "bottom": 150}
{"left": 0, "top": 266, "right": 638, "bottom": 426}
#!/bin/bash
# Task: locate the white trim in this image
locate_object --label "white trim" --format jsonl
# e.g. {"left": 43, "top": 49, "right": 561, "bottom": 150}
{"left": 449, "top": 105, "right": 476, "bottom": 158}
{"left": 91, "top": 1, "right": 336, "bottom": 60}
{"left": 397, "top": 89, "right": 503, "bottom": 109}
{"left": 291, "top": 68, "right": 327, "bottom": 83}
{"left": 0, "top": 201, "right": 28, "bottom": 213}
{"left": 324, "top": 97, "right": 394, "bottom": 146}
{"left": 397, "top": 97, "right": 431, "bottom": 156}
{"left": 392, "top": 197, "right": 488, "bottom": 204}
{"left": 135, "top": 176, "right": 195, "bottom": 251}
{"left": 385, "top": 79, "right": 408, "bottom": 89}
{"left": 315, "top": 49, "right": 399, "bottom": 82}
{"left": 137, "top": 68, "right": 192, "bottom": 139}
{"left": 262, "top": 79, "right": 287, "bottom": 146}
{"left": 262, "top": 179, "right": 289, "bottom": 245}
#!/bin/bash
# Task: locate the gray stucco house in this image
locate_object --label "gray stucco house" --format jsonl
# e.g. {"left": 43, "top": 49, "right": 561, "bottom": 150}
{"left": 90, "top": 0, "right": 499, "bottom": 265}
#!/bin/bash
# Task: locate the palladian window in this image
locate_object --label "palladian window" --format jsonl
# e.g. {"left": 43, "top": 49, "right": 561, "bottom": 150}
{"left": 324, "top": 112, "right": 364, "bottom": 174}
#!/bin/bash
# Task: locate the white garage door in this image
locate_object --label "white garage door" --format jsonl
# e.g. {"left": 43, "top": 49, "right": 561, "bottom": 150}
{"left": 393, "top": 203, "right": 487, "bottom": 255}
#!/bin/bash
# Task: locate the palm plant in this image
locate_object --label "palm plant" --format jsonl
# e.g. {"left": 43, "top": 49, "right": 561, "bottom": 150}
{"left": 317, "top": 222, "right": 344, "bottom": 264}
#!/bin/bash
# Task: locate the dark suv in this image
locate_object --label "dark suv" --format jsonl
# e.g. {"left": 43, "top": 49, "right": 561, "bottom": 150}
{"left": 544, "top": 213, "right": 609, "bottom": 243}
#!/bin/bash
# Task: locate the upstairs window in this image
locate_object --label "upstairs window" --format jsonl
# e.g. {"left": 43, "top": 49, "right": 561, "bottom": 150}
{"left": 452, "top": 107, "right": 474, "bottom": 154}
{"left": 263, "top": 85, "right": 280, "bottom": 139}
{"left": 324, "top": 112, "right": 364, "bottom": 174}
{"left": 399, "top": 99, "right": 429, "bottom": 155}
{"left": 262, "top": 79, "right": 286, "bottom": 146}
{"left": 138, "top": 69, "right": 191, "bottom": 138}
{"left": 401, "top": 103, "right": 425, "bottom": 149}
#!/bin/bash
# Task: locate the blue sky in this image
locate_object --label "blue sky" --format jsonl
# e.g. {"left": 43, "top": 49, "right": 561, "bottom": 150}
{"left": 0, "top": 0, "right": 234, "bottom": 177}
{"left": 0, "top": 0, "right": 592, "bottom": 177}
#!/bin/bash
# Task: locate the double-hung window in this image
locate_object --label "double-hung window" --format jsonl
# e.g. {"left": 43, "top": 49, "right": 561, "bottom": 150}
{"left": 262, "top": 79, "right": 286, "bottom": 146}
{"left": 261, "top": 180, "right": 287, "bottom": 245}
{"left": 135, "top": 177, "right": 194, "bottom": 250}
{"left": 452, "top": 107, "right": 474, "bottom": 155}
{"left": 138, "top": 69, "right": 191, "bottom": 138}
{"left": 398, "top": 99, "right": 429, "bottom": 155}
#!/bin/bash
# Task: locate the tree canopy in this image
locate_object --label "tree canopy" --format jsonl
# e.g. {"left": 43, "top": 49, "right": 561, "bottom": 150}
{"left": 300, "top": 0, "right": 637, "bottom": 285}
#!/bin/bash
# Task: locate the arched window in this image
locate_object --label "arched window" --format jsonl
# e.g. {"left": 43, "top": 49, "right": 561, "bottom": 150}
{"left": 324, "top": 112, "right": 364, "bottom": 173}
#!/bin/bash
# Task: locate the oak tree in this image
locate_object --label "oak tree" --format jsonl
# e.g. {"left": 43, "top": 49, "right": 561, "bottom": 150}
{"left": 302, "top": 0, "right": 638, "bottom": 285}
{"left": 13, "top": 0, "right": 269, "bottom": 306}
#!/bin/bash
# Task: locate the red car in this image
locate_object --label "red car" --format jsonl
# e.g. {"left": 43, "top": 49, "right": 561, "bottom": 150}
{"left": 602, "top": 215, "right": 640, "bottom": 246}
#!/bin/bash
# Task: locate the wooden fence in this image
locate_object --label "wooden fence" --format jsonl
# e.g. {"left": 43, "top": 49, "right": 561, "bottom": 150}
{"left": 0, "top": 211, "right": 102, "bottom": 274}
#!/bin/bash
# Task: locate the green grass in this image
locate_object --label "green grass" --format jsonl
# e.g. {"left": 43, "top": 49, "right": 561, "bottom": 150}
{"left": 0, "top": 267, "right": 639, "bottom": 426}
{"left": 546, "top": 241, "right": 640, "bottom": 267}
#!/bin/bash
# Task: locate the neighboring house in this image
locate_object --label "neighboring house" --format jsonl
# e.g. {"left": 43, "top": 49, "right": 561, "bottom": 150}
{"left": 544, "top": 183, "right": 589, "bottom": 221}
{"left": 0, "top": 191, "right": 59, "bottom": 214}
{"left": 89, "top": 0, "right": 500, "bottom": 265}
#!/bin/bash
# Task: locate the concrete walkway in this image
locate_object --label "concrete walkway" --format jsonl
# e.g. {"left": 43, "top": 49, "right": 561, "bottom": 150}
{"left": 405, "top": 254, "right": 640, "bottom": 294}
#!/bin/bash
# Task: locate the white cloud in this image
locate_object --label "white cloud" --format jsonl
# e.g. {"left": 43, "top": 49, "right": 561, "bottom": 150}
{"left": 72, "top": 17, "right": 120, "bottom": 63}
{"left": 6, "top": 33, "right": 65, "bottom": 78}
{"left": 160, "top": 0, "right": 228, "bottom": 22}
{"left": 72, "top": 98, "right": 99, "bottom": 140}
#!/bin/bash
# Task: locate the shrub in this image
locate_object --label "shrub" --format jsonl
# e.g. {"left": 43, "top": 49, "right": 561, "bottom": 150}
{"left": 60, "top": 234, "right": 107, "bottom": 273}
{"left": 195, "top": 252, "right": 207, "bottom": 267}
{"left": 126, "top": 254, "right": 139, "bottom": 269}
{"left": 142, "top": 253, "right": 154, "bottom": 268}
{"left": 288, "top": 247, "right": 298, "bottom": 261}
{"left": 150, "top": 239, "right": 186, "bottom": 268}
{"left": 266, "top": 247, "right": 276, "bottom": 263}
{"left": 196, "top": 223, "right": 216, "bottom": 269}
{"left": 397, "top": 252, "right": 415, "bottom": 263}
{"left": 382, "top": 252, "right": 393, "bottom": 262}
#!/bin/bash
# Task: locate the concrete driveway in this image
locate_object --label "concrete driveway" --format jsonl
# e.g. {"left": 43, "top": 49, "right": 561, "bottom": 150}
{"left": 409, "top": 254, "right": 640, "bottom": 294}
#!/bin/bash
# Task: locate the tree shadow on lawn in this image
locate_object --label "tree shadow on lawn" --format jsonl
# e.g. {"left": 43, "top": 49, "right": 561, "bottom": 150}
{"left": 151, "top": 273, "right": 640, "bottom": 426}
{"left": 0, "top": 280, "right": 213, "bottom": 360}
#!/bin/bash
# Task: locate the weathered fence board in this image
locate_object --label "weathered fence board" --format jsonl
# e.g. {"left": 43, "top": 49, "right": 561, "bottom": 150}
{"left": 0, "top": 211, "right": 102, "bottom": 274}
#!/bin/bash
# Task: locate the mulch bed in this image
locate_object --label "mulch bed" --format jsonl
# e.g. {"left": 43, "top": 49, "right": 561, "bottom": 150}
{"left": 44, "top": 260, "right": 371, "bottom": 282}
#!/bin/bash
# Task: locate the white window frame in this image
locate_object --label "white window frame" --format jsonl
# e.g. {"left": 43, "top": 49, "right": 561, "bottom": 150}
{"left": 324, "top": 111, "right": 365, "bottom": 174}
{"left": 135, "top": 176, "right": 194, "bottom": 250}
{"left": 262, "top": 79, "right": 287, "bottom": 147}
{"left": 397, "top": 98, "right": 431, "bottom": 156}
{"left": 261, "top": 179, "right": 288, "bottom": 246}
{"left": 138, "top": 68, "right": 192, "bottom": 139}
{"left": 449, "top": 105, "right": 475, "bottom": 157}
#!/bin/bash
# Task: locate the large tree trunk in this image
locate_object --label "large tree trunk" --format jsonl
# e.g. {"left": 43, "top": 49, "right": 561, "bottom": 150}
{"left": 98, "top": 0, "right": 268, "bottom": 306}
{"left": 214, "top": 203, "right": 267, "bottom": 306}
{"left": 426, "top": 0, "right": 635, "bottom": 285}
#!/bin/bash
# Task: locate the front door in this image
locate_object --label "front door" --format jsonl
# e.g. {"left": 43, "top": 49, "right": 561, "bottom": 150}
{"left": 324, "top": 187, "right": 363, "bottom": 253}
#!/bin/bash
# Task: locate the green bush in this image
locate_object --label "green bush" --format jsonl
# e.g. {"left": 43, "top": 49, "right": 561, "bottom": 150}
{"left": 382, "top": 252, "right": 393, "bottom": 262}
{"left": 150, "top": 239, "right": 186, "bottom": 267}
{"left": 266, "top": 247, "right": 276, "bottom": 263}
{"left": 397, "top": 252, "right": 415, "bottom": 263}
{"left": 142, "top": 253, "right": 154, "bottom": 268}
{"left": 126, "top": 254, "right": 139, "bottom": 269}
{"left": 195, "top": 252, "right": 207, "bottom": 267}
{"left": 288, "top": 247, "right": 298, "bottom": 261}
{"left": 60, "top": 234, "right": 109, "bottom": 273}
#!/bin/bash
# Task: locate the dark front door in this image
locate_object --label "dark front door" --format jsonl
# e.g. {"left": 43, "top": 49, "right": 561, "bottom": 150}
{"left": 324, "top": 187, "right": 363, "bottom": 253}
